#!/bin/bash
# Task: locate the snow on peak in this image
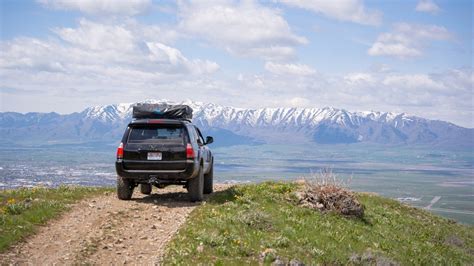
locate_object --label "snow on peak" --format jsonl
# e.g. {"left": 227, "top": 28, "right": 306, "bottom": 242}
{"left": 81, "top": 99, "right": 421, "bottom": 129}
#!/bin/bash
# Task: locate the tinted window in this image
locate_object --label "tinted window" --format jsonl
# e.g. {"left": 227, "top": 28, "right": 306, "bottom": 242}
{"left": 195, "top": 126, "right": 205, "bottom": 145}
{"left": 128, "top": 125, "right": 184, "bottom": 144}
{"left": 187, "top": 125, "right": 197, "bottom": 142}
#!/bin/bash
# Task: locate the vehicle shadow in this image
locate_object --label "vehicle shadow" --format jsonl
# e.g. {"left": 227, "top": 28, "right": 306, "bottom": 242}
{"left": 129, "top": 185, "right": 237, "bottom": 208}
{"left": 130, "top": 191, "right": 199, "bottom": 208}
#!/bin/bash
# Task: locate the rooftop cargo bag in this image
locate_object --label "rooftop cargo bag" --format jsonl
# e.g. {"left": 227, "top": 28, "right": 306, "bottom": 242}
{"left": 132, "top": 103, "right": 193, "bottom": 120}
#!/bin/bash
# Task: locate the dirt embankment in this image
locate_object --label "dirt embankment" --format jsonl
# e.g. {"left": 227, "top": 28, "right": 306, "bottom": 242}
{"left": 1, "top": 185, "right": 229, "bottom": 265}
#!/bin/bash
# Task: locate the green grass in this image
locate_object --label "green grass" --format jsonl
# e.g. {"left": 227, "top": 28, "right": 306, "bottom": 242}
{"left": 0, "top": 186, "right": 113, "bottom": 252}
{"left": 163, "top": 182, "right": 474, "bottom": 265}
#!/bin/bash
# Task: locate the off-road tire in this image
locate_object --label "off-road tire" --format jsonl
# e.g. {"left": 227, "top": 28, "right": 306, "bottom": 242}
{"left": 117, "top": 176, "right": 134, "bottom": 200}
{"left": 140, "top": 184, "right": 152, "bottom": 195}
{"left": 203, "top": 162, "right": 213, "bottom": 194}
{"left": 188, "top": 166, "right": 204, "bottom": 202}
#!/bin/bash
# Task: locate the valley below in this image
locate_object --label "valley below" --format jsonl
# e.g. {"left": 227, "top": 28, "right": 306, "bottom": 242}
{"left": 0, "top": 143, "right": 472, "bottom": 224}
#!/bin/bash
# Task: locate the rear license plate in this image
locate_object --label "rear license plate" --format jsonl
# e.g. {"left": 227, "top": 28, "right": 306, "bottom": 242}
{"left": 147, "top": 152, "right": 162, "bottom": 160}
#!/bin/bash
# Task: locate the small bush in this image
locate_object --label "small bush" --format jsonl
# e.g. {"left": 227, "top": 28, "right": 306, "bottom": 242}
{"left": 5, "top": 202, "right": 30, "bottom": 215}
{"left": 295, "top": 169, "right": 364, "bottom": 218}
{"left": 237, "top": 209, "right": 273, "bottom": 231}
{"left": 273, "top": 236, "right": 290, "bottom": 248}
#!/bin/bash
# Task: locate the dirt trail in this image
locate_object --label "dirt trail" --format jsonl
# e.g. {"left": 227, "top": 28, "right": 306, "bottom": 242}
{"left": 1, "top": 185, "right": 229, "bottom": 265}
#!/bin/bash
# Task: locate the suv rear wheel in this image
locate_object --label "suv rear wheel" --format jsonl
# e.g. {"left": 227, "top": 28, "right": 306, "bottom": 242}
{"left": 204, "top": 162, "right": 213, "bottom": 194}
{"left": 117, "top": 176, "right": 134, "bottom": 200}
{"left": 140, "top": 184, "right": 152, "bottom": 195}
{"left": 188, "top": 166, "right": 204, "bottom": 202}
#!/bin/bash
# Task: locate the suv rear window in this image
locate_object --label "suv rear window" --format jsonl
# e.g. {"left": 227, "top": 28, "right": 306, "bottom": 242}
{"left": 128, "top": 125, "right": 185, "bottom": 144}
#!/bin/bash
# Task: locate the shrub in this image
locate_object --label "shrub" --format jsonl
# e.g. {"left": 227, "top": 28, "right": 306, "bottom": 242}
{"left": 295, "top": 169, "right": 364, "bottom": 218}
{"left": 237, "top": 209, "right": 273, "bottom": 231}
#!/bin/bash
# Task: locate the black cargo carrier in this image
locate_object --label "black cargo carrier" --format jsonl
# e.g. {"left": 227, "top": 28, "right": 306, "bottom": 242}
{"left": 132, "top": 103, "right": 193, "bottom": 120}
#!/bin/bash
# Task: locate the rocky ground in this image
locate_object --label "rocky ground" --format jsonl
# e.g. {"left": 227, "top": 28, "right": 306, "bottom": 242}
{"left": 1, "top": 184, "right": 230, "bottom": 265}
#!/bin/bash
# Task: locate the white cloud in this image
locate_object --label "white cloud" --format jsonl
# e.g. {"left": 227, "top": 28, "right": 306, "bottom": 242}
{"left": 54, "top": 19, "right": 137, "bottom": 52}
{"left": 265, "top": 62, "right": 316, "bottom": 76}
{"left": 382, "top": 74, "right": 445, "bottom": 90}
{"left": 370, "top": 63, "right": 392, "bottom": 73}
{"left": 287, "top": 97, "right": 311, "bottom": 107}
{"left": 37, "top": 0, "right": 151, "bottom": 16}
{"left": 146, "top": 42, "right": 219, "bottom": 74}
{"left": 368, "top": 36, "right": 421, "bottom": 57}
{"left": 277, "top": 0, "right": 382, "bottom": 26}
{"left": 431, "top": 68, "right": 474, "bottom": 93}
{"left": 344, "top": 72, "right": 375, "bottom": 85}
{"left": 368, "top": 23, "right": 452, "bottom": 58}
{"left": 177, "top": 0, "right": 307, "bottom": 61}
{"left": 415, "top": 0, "right": 441, "bottom": 14}
{"left": 0, "top": 19, "right": 219, "bottom": 101}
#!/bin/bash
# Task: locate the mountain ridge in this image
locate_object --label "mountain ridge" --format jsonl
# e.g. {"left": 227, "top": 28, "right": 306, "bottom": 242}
{"left": 1, "top": 99, "right": 472, "bottom": 148}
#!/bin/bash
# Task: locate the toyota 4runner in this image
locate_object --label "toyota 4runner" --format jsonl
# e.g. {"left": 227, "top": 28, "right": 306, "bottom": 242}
{"left": 115, "top": 104, "right": 214, "bottom": 202}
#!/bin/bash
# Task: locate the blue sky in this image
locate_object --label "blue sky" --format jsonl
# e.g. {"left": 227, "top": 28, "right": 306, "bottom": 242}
{"left": 0, "top": 0, "right": 472, "bottom": 127}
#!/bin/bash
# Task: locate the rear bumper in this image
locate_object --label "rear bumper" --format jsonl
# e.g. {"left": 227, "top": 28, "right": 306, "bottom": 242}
{"left": 115, "top": 159, "right": 199, "bottom": 181}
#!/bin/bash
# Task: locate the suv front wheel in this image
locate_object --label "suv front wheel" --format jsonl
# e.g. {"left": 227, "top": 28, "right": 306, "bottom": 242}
{"left": 117, "top": 176, "right": 134, "bottom": 200}
{"left": 188, "top": 166, "right": 204, "bottom": 202}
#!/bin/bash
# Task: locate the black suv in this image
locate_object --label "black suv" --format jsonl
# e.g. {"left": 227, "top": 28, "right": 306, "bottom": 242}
{"left": 115, "top": 117, "right": 214, "bottom": 202}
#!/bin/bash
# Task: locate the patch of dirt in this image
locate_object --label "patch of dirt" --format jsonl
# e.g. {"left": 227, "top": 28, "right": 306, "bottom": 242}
{"left": 444, "top": 235, "right": 464, "bottom": 248}
{"left": 349, "top": 250, "right": 399, "bottom": 266}
{"left": 1, "top": 184, "right": 230, "bottom": 265}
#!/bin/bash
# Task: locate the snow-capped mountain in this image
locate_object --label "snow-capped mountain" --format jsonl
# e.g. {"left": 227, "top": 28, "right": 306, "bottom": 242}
{"left": 0, "top": 99, "right": 472, "bottom": 148}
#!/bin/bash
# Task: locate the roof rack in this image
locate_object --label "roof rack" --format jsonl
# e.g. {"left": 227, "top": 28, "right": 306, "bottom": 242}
{"left": 131, "top": 118, "right": 192, "bottom": 122}
{"left": 130, "top": 118, "right": 192, "bottom": 125}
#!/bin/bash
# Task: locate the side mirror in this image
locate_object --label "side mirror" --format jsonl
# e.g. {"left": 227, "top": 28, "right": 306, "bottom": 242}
{"left": 205, "top": 136, "right": 214, "bottom": 145}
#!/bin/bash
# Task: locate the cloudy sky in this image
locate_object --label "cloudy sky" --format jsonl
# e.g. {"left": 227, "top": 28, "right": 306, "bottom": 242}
{"left": 0, "top": 0, "right": 472, "bottom": 127}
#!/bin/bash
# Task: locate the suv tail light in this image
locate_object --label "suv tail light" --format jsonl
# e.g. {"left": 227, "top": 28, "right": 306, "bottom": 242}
{"left": 117, "top": 142, "right": 124, "bottom": 159}
{"left": 186, "top": 143, "right": 195, "bottom": 159}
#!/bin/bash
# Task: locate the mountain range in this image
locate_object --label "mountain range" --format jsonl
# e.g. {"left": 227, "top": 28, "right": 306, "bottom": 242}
{"left": 1, "top": 100, "right": 472, "bottom": 148}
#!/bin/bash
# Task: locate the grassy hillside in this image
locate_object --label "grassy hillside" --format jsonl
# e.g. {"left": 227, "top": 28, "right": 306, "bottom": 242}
{"left": 163, "top": 182, "right": 474, "bottom": 265}
{"left": 0, "top": 186, "right": 113, "bottom": 252}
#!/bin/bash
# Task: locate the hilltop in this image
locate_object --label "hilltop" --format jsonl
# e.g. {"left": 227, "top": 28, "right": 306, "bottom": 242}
{"left": 164, "top": 182, "right": 474, "bottom": 264}
{"left": 1, "top": 183, "right": 473, "bottom": 264}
